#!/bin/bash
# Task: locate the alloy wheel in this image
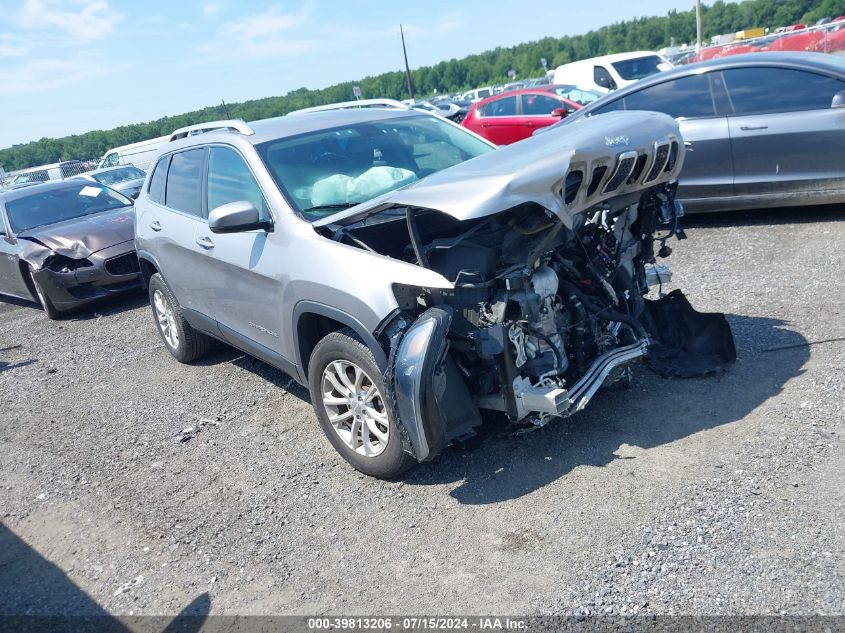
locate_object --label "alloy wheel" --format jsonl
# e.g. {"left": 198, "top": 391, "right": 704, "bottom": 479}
{"left": 321, "top": 360, "right": 389, "bottom": 457}
{"left": 153, "top": 289, "right": 179, "bottom": 350}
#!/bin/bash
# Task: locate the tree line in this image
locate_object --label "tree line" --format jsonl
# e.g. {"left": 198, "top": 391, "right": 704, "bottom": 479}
{"left": 2, "top": 0, "right": 842, "bottom": 171}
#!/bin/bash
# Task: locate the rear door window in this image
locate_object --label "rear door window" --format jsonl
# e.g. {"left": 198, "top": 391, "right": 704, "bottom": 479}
{"left": 723, "top": 67, "right": 845, "bottom": 115}
{"left": 147, "top": 155, "right": 169, "bottom": 204}
{"left": 521, "top": 94, "right": 563, "bottom": 116}
{"left": 622, "top": 73, "right": 716, "bottom": 119}
{"left": 479, "top": 95, "right": 517, "bottom": 117}
{"left": 164, "top": 149, "right": 205, "bottom": 217}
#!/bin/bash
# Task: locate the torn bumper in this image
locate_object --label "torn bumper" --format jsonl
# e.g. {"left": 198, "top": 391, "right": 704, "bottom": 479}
{"left": 392, "top": 307, "right": 452, "bottom": 462}
{"left": 31, "top": 241, "right": 141, "bottom": 310}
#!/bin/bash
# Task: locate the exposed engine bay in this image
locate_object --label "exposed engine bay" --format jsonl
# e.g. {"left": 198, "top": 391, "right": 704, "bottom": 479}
{"left": 320, "top": 182, "right": 735, "bottom": 462}
{"left": 315, "top": 112, "right": 737, "bottom": 463}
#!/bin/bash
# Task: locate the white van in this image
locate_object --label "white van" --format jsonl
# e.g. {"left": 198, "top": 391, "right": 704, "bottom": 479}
{"left": 8, "top": 160, "right": 87, "bottom": 184}
{"left": 552, "top": 51, "right": 673, "bottom": 93}
{"left": 459, "top": 86, "right": 494, "bottom": 102}
{"left": 98, "top": 134, "right": 171, "bottom": 171}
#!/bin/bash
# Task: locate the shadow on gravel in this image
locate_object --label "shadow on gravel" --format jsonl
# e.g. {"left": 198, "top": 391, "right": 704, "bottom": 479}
{"left": 1, "top": 288, "right": 147, "bottom": 322}
{"left": 404, "top": 314, "right": 809, "bottom": 505}
{"left": 682, "top": 204, "right": 845, "bottom": 229}
{"left": 192, "top": 345, "right": 312, "bottom": 403}
{"left": 0, "top": 523, "right": 211, "bottom": 630}
{"left": 67, "top": 288, "right": 148, "bottom": 321}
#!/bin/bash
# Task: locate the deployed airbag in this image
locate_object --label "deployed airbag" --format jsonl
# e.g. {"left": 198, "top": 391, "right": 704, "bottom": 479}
{"left": 310, "top": 166, "right": 418, "bottom": 207}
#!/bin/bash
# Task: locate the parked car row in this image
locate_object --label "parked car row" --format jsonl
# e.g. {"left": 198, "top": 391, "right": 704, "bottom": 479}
{"left": 1, "top": 104, "right": 736, "bottom": 479}
{"left": 693, "top": 19, "right": 845, "bottom": 63}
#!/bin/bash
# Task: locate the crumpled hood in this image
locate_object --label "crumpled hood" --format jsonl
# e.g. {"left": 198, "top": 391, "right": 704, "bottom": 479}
{"left": 19, "top": 206, "right": 136, "bottom": 259}
{"left": 315, "top": 110, "right": 684, "bottom": 229}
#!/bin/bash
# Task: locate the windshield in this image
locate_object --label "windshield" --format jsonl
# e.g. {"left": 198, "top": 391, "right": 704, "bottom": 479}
{"left": 5, "top": 183, "right": 132, "bottom": 233}
{"left": 92, "top": 166, "right": 145, "bottom": 185}
{"left": 611, "top": 55, "right": 666, "bottom": 81}
{"left": 552, "top": 86, "right": 604, "bottom": 105}
{"left": 256, "top": 114, "right": 494, "bottom": 221}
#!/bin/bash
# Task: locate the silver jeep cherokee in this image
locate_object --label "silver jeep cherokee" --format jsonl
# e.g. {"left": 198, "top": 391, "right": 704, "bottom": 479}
{"left": 135, "top": 107, "right": 735, "bottom": 478}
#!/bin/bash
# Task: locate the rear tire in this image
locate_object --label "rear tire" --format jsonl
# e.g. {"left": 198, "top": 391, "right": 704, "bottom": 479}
{"left": 26, "top": 266, "right": 62, "bottom": 320}
{"left": 308, "top": 328, "right": 416, "bottom": 479}
{"left": 148, "top": 273, "right": 213, "bottom": 363}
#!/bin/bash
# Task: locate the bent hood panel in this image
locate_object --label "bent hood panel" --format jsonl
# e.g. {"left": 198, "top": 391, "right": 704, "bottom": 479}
{"left": 316, "top": 111, "right": 684, "bottom": 229}
{"left": 18, "top": 206, "right": 136, "bottom": 259}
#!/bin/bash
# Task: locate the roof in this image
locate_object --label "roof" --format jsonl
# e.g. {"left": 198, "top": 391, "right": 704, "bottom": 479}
{"left": 557, "top": 51, "right": 666, "bottom": 67}
{"left": 470, "top": 86, "right": 582, "bottom": 109}
{"left": 163, "top": 107, "right": 426, "bottom": 153}
{"left": 86, "top": 165, "right": 145, "bottom": 176}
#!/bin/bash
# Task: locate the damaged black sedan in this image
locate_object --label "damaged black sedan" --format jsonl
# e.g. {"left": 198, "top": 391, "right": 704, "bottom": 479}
{"left": 0, "top": 180, "right": 141, "bottom": 318}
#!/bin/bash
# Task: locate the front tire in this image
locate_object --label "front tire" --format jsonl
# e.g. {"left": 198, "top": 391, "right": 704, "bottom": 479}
{"left": 26, "top": 266, "right": 61, "bottom": 320}
{"left": 308, "top": 329, "right": 416, "bottom": 478}
{"left": 148, "top": 273, "right": 212, "bottom": 363}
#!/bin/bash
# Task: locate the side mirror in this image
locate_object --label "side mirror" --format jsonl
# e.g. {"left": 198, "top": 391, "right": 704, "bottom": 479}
{"left": 832, "top": 90, "right": 845, "bottom": 108}
{"left": 208, "top": 201, "right": 272, "bottom": 234}
{"left": 551, "top": 107, "right": 567, "bottom": 118}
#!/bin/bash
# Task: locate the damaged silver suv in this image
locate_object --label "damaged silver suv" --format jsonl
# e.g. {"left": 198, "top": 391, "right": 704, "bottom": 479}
{"left": 135, "top": 107, "right": 735, "bottom": 478}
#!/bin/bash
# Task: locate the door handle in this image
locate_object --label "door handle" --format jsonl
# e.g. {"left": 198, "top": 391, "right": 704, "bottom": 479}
{"left": 525, "top": 121, "right": 536, "bottom": 127}
{"left": 195, "top": 236, "right": 214, "bottom": 249}
{"left": 149, "top": 220, "right": 162, "bottom": 232}
{"left": 740, "top": 125, "right": 768, "bottom": 131}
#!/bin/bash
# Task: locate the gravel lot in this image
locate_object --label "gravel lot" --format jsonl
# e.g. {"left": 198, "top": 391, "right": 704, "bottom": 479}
{"left": 1, "top": 206, "right": 843, "bottom": 618}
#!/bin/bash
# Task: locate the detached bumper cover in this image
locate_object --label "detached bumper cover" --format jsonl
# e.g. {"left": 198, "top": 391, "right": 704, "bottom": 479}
{"left": 643, "top": 289, "right": 737, "bottom": 378}
{"left": 392, "top": 307, "right": 452, "bottom": 462}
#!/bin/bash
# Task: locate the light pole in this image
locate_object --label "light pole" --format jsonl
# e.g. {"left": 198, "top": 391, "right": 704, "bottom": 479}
{"left": 695, "top": 0, "right": 703, "bottom": 52}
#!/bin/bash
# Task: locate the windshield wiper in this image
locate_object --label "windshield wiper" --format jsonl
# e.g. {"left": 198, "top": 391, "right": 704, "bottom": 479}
{"left": 302, "top": 202, "right": 359, "bottom": 214}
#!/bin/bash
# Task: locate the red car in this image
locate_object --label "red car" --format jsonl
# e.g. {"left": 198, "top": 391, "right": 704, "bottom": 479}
{"left": 461, "top": 87, "right": 587, "bottom": 145}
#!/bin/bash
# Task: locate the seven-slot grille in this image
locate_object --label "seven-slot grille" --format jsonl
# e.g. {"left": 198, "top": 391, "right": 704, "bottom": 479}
{"left": 602, "top": 151, "right": 639, "bottom": 194}
{"left": 105, "top": 252, "right": 140, "bottom": 276}
{"left": 643, "top": 141, "right": 672, "bottom": 184}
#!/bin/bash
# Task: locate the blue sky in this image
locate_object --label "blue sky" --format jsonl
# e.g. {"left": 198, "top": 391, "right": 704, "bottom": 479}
{"left": 0, "top": 0, "right": 694, "bottom": 149}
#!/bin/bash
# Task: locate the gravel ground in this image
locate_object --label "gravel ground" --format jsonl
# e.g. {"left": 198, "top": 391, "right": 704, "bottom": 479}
{"left": 0, "top": 206, "right": 843, "bottom": 618}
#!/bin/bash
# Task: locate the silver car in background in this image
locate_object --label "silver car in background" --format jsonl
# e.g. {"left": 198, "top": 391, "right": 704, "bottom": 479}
{"left": 71, "top": 165, "right": 147, "bottom": 199}
{"left": 549, "top": 52, "right": 845, "bottom": 212}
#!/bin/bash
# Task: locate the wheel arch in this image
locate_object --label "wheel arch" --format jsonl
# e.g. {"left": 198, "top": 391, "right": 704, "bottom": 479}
{"left": 136, "top": 250, "right": 160, "bottom": 288}
{"left": 18, "top": 259, "right": 39, "bottom": 302}
{"left": 293, "top": 301, "right": 388, "bottom": 379}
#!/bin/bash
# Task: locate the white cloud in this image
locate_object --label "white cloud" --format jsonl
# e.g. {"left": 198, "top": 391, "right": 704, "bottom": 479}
{"left": 434, "top": 11, "right": 463, "bottom": 33}
{"left": 220, "top": 5, "right": 309, "bottom": 40}
{"left": 0, "top": 56, "right": 113, "bottom": 96}
{"left": 17, "top": 0, "right": 123, "bottom": 42}
{"left": 199, "top": 4, "right": 315, "bottom": 60}
{"left": 203, "top": 1, "right": 221, "bottom": 17}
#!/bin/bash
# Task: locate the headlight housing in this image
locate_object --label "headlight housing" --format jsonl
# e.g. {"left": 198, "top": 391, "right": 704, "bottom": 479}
{"left": 44, "top": 254, "right": 94, "bottom": 273}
